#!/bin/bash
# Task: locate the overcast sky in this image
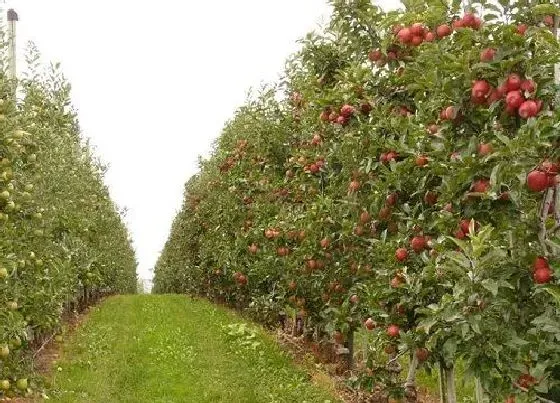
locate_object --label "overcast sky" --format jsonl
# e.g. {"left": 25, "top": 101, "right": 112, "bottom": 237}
{"left": 8, "top": 0, "right": 401, "bottom": 281}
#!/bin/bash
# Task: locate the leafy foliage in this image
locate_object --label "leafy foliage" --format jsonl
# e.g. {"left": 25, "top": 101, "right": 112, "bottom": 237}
{"left": 154, "top": 0, "right": 560, "bottom": 400}
{"left": 0, "top": 45, "right": 137, "bottom": 397}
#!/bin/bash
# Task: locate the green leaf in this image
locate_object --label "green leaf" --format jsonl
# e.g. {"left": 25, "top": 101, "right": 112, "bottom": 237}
{"left": 542, "top": 284, "right": 560, "bottom": 305}
{"left": 481, "top": 279, "right": 499, "bottom": 297}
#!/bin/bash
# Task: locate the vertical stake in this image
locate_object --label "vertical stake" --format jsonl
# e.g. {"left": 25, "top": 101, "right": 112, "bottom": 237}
{"left": 7, "top": 8, "right": 17, "bottom": 80}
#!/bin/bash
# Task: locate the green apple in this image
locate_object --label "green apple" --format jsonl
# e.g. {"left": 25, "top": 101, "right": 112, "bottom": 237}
{"left": 0, "top": 379, "right": 9, "bottom": 390}
{"left": 13, "top": 129, "right": 26, "bottom": 139}
{"left": 16, "top": 378, "right": 27, "bottom": 391}
{"left": 0, "top": 345, "right": 9, "bottom": 358}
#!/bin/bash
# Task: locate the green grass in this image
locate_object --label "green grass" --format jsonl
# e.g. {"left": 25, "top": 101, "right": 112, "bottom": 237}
{"left": 47, "top": 294, "right": 339, "bottom": 403}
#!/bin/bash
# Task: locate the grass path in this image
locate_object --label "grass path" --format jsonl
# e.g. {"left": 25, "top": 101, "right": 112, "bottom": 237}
{"left": 48, "top": 294, "right": 338, "bottom": 403}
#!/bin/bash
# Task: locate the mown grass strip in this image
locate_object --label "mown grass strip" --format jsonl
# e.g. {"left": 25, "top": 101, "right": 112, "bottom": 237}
{"left": 48, "top": 294, "right": 339, "bottom": 403}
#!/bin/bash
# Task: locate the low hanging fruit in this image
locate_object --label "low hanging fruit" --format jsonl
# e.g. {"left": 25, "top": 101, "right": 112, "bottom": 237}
{"left": 411, "top": 236, "right": 426, "bottom": 252}
{"left": 480, "top": 47, "right": 496, "bottom": 62}
{"left": 387, "top": 324, "right": 400, "bottom": 338}
{"left": 526, "top": 170, "right": 548, "bottom": 192}
{"left": 395, "top": 248, "right": 408, "bottom": 261}
{"left": 436, "top": 24, "right": 452, "bottom": 37}
{"left": 518, "top": 100, "right": 538, "bottom": 119}
{"left": 534, "top": 267, "right": 552, "bottom": 284}
{"left": 532, "top": 256, "right": 553, "bottom": 284}
{"left": 415, "top": 348, "right": 430, "bottom": 362}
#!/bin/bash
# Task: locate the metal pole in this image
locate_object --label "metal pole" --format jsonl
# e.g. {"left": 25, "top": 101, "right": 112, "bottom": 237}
{"left": 554, "top": 15, "right": 560, "bottom": 105}
{"left": 7, "top": 8, "right": 17, "bottom": 80}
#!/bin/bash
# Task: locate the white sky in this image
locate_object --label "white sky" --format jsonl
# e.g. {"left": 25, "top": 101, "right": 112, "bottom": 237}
{"left": 9, "top": 0, "right": 401, "bottom": 281}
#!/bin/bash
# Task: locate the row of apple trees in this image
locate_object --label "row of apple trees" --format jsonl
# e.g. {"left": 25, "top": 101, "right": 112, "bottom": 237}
{"left": 153, "top": 0, "right": 560, "bottom": 401}
{"left": 0, "top": 44, "right": 138, "bottom": 397}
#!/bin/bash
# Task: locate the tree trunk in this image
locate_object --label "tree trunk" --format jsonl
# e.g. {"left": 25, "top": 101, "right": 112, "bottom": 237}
{"left": 404, "top": 353, "right": 419, "bottom": 402}
{"left": 444, "top": 366, "right": 457, "bottom": 403}
{"left": 343, "top": 329, "right": 354, "bottom": 369}
{"left": 278, "top": 311, "right": 286, "bottom": 331}
{"left": 475, "top": 378, "right": 486, "bottom": 403}
{"left": 438, "top": 360, "right": 446, "bottom": 403}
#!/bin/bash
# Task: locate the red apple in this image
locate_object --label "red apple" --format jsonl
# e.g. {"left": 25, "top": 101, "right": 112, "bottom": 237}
{"left": 517, "top": 373, "right": 537, "bottom": 389}
{"left": 411, "top": 35, "right": 424, "bottom": 46}
{"left": 516, "top": 23, "right": 528, "bottom": 35}
{"left": 395, "top": 248, "right": 408, "bottom": 262}
{"left": 340, "top": 104, "right": 354, "bottom": 118}
{"left": 424, "top": 191, "right": 438, "bottom": 205}
{"left": 425, "top": 31, "right": 436, "bottom": 42}
{"left": 506, "top": 73, "right": 522, "bottom": 91}
{"left": 237, "top": 274, "right": 248, "bottom": 286}
{"left": 436, "top": 24, "right": 452, "bottom": 37}
{"left": 534, "top": 268, "right": 553, "bottom": 284}
{"left": 472, "top": 179, "right": 490, "bottom": 193}
{"left": 520, "top": 79, "right": 536, "bottom": 93}
{"left": 397, "top": 27, "right": 413, "bottom": 43}
{"left": 334, "top": 331, "right": 344, "bottom": 344}
{"left": 506, "top": 90, "right": 524, "bottom": 109}
{"left": 360, "top": 211, "right": 371, "bottom": 224}
{"left": 518, "top": 100, "right": 538, "bottom": 119}
{"left": 336, "top": 115, "right": 348, "bottom": 126}
{"left": 306, "top": 259, "right": 317, "bottom": 271}
{"left": 454, "top": 229, "right": 466, "bottom": 239}
{"left": 427, "top": 124, "right": 439, "bottom": 134}
{"left": 452, "top": 19, "right": 465, "bottom": 30}
{"left": 480, "top": 48, "right": 496, "bottom": 62}
{"left": 410, "top": 23, "right": 425, "bottom": 36}
{"left": 463, "top": 12, "right": 476, "bottom": 27}
{"left": 411, "top": 236, "right": 426, "bottom": 252}
{"left": 386, "top": 192, "right": 398, "bottom": 206}
{"left": 443, "top": 106, "right": 457, "bottom": 120}
{"left": 527, "top": 170, "right": 548, "bottom": 192}
{"left": 472, "top": 80, "right": 491, "bottom": 100}
{"left": 368, "top": 49, "right": 382, "bottom": 62}
{"left": 365, "top": 317, "right": 376, "bottom": 331}
{"left": 349, "top": 180, "right": 361, "bottom": 192}
{"left": 533, "top": 256, "right": 549, "bottom": 271}
{"left": 390, "top": 275, "right": 402, "bottom": 288}
{"left": 478, "top": 143, "right": 493, "bottom": 156}
{"left": 415, "top": 155, "right": 429, "bottom": 167}
{"left": 415, "top": 348, "right": 430, "bottom": 362}
{"left": 360, "top": 102, "right": 372, "bottom": 114}
{"left": 379, "top": 206, "right": 392, "bottom": 221}
{"left": 387, "top": 324, "right": 400, "bottom": 338}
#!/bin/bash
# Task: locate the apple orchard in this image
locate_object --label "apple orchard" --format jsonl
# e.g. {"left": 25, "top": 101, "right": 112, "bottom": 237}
{"left": 0, "top": 47, "right": 137, "bottom": 396}
{"left": 154, "top": 1, "right": 560, "bottom": 400}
